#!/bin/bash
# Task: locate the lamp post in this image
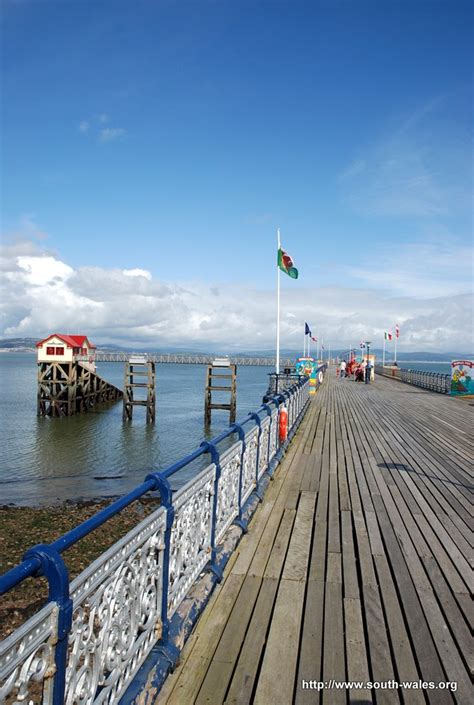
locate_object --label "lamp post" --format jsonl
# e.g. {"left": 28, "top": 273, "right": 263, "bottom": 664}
{"left": 365, "top": 341, "right": 371, "bottom": 384}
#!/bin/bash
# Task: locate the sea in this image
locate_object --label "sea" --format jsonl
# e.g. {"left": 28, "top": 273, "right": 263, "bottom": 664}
{"left": 0, "top": 354, "right": 456, "bottom": 507}
{"left": 0, "top": 353, "right": 275, "bottom": 506}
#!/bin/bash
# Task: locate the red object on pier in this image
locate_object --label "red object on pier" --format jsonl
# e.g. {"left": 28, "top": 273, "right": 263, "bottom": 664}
{"left": 279, "top": 407, "right": 288, "bottom": 442}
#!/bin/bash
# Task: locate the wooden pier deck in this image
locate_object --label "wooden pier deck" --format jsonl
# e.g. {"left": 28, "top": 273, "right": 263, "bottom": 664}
{"left": 158, "top": 372, "right": 473, "bottom": 705}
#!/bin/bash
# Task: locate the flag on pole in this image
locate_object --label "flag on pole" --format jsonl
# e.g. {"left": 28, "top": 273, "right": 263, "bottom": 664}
{"left": 384, "top": 331, "right": 393, "bottom": 340}
{"left": 360, "top": 342, "right": 366, "bottom": 349}
{"left": 311, "top": 336, "right": 317, "bottom": 342}
{"left": 305, "top": 322, "right": 311, "bottom": 335}
{"left": 395, "top": 324, "right": 400, "bottom": 338}
{"left": 278, "top": 248, "right": 299, "bottom": 279}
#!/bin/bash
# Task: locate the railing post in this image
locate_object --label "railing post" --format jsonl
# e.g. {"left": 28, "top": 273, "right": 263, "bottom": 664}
{"left": 143, "top": 471, "right": 179, "bottom": 665}
{"left": 229, "top": 421, "right": 248, "bottom": 532}
{"left": 248, "top": 412, "right": 263, "bottom": 499}
{"left": 22, "top": 544, "right": 73, "bottom": 705}
{"left": 200, "top": 440, "right": 223, "bottom": 580}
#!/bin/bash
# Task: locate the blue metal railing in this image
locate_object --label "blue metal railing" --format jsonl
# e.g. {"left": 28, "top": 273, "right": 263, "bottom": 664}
{"left": 374, "top": 365, "right": 450, "bottom": 394}
{"left": 0, "top": 371, "right": 323, "bottom": 705}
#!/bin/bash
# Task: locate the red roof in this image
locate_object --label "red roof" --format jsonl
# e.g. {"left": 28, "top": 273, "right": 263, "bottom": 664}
{"left": 36, "top": 334, "right": 96, "bottom": 349}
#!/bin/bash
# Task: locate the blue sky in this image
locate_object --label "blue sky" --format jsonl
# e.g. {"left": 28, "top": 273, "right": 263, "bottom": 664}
{"left": 1, "top": 0, "right": 473, "bottom": 352}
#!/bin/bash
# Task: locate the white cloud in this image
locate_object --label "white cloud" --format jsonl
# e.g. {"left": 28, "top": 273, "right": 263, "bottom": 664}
{"left": 79, "top": 120, "right": 90, "bottom": 133}
{"left": 99, "top": 127, "right": 126, "bottom": 142}
{"left": 0, "top": 241, "right": 472, "bottom": 353}
{"left": 123, "top": 268, "right": 152, "bottom": 280}
{"left": 98, "top": 113, "right": 109, "bottom": 124}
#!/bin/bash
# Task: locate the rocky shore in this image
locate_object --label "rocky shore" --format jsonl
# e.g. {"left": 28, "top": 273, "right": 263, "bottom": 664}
{"left": 0, "top": 497, "right": 159, "bottom": 640}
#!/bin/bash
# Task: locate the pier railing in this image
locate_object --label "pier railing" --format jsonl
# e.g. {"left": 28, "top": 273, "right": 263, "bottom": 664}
{"left": 94, "top": 352, "right": 295, "bottom": 366}
{"left": 374, "top": 365, "right": 450, "bottom": 394}
{"left": 0, "top": 376, "right": 315, "bottom": 705}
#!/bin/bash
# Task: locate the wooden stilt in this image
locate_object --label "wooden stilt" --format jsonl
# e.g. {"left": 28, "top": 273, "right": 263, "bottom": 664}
{"left": 122, "top": 355, "right": 156, "bottom": 423}
{"left": 204, "top": 359, "right": 237, "bottom": 426}
{"left": 37, "top": 361, "right": 122, "bottom": 417}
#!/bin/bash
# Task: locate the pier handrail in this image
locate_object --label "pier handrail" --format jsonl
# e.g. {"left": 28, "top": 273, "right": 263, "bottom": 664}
{"left": 0, "top": 366, "right": 326, "bottom": 705}
{"left": 374, "top": 365, "right": 450, "bottom": 394}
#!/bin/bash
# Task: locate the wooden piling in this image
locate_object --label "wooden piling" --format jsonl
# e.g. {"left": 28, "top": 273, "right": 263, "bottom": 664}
{"left": 122, "top": 355, "right": 156, "bottom": 423}
{"left": 37, "top": 361, "right": 122, "bottom": 417}
{"left": 204, "top": 359, "right": 237, "bottom": 426}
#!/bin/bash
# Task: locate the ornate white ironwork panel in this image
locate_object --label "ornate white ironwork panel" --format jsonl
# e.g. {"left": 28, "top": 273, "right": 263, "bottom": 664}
{"left": 168, "top": 464, "right": 216, "bottom": 616}
{"left": 258, "top": 417, "right": 271, "bottom": 479}
{"left": 0, "top": 602, "right": 58, "bottom": 705}
{"left": 242, "top": 426, "right": 258, "bottom": 504}
{"left": 268, "top": 409, "right": 279, "bottom": 461}
{"left": 215, "top": 441, "right": 243, "bottom": 543}
{"left": 66, "top": 507, "right": 166, "bottom": 705}
{"left": 288, "top": 396, "right": 294, "bottom": 428}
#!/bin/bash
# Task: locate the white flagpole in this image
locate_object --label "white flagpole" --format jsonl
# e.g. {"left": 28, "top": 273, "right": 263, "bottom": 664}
{"left": 308, "top": 334, "right": 311, "bottom": 357}
{"left": 276, "top": 229, "right": 281, "bottom": 374}
{"left": 328, "top": 343, "right": 331, "bottom": 364}
{"left": 394, "top": 327, "right": 398, "bottom": 364}
{"left": 383, "top": 335, "right": 386, "bottom": 367}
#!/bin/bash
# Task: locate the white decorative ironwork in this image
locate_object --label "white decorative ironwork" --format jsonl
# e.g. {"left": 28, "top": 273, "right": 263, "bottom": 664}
{"left": 0, "top": 602, "right": 57, "bottom": 705}
{"left": 258, "top": 417, "right": 271, "bottom": 479}
{"left": 215, "top": 441, "right": 243, "bottom": 543}
{"left": 242, "top": 426, "right": 259, "bottom": 504}
{"left": 168, "top": 464, "right": 215, "bottom": 616}
{"left": 65, "top": 507, "right": 166, "bottom": 705}
{"left": 269, "top": 409, "right": 279, "bottom": 461}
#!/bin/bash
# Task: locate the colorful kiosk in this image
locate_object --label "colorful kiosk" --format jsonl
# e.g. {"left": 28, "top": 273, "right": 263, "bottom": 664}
{"left": 295, "top": 357, "right": 323, "bottom": 395}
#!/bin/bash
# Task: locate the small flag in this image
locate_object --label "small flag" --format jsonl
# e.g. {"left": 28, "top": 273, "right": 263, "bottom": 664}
{"left": 395, "top": 324, "right": 400, "bottom": 338}
{"left": 311, "top": 336, "right": 317, "bottom": 342}
{"left": 384, "top": 331, "right": 393, "bottom": 341}
{"left": 278, "top": 247, "right": 298, "bottom": 279}
{"left": 305, "top": 322, "right": 311, "bottom": 335}
{"left": 360, "top": 342, "right": 366, "bottom": 349}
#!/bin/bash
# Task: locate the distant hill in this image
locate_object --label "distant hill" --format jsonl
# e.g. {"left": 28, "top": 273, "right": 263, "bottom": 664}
{"left": 0, "top": 338, "right": 471, "bottom": 361}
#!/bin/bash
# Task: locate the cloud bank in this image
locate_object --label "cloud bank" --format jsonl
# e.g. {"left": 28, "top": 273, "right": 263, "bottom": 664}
{"left": 0, "top": 241, "right": 472, "bottom": 353}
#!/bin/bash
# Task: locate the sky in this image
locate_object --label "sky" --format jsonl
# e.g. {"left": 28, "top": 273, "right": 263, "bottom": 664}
{"left": 1, "top": 0, "right": 473, "bottom": 353}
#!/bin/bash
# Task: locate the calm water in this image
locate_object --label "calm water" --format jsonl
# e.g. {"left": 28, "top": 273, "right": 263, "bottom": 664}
{"left": 0, "top": 354, "right": 274, "bottom": 506}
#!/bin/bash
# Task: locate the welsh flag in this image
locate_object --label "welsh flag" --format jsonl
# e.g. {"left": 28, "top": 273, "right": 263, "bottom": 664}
{"left": 384, "top": 331, "right": 392, "bottom": 340}
{"left": 278, "top": 247, "right": 298, "bottom": 279}
{"left": 395, "top": 324, "right": 400, "bottom": 338}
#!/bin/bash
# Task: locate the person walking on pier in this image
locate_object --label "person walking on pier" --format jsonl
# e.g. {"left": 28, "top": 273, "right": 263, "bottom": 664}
{"left": 340, "top": 359, "right": 346, "bottom": 379}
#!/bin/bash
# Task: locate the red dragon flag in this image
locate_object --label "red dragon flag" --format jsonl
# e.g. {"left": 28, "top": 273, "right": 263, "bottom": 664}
{"left": 395, "top": 324, "right": 400, "bottom": 338}
{"left": 277, "top": 247, "right": 299, "bottom": 279}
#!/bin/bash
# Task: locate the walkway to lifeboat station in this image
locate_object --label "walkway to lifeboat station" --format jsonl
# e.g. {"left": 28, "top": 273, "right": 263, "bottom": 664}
{"left": 158, "top": 371, "right": 473, "bottom": 705}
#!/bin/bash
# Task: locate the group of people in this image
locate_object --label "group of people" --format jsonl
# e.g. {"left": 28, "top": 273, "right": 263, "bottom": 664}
{"left": 338, "top": 358, "right": 370, "bottom": 382}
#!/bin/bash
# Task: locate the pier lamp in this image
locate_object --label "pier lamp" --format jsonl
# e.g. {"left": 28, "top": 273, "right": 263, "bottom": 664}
{"left": 365, "top": 341, "right": 371, "bottom": 384}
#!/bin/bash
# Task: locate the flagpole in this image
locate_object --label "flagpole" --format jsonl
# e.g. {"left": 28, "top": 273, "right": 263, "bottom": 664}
{"left": 383, "top": 335, "right": 386, "bottom": 367}
{"left": 276, "top": 229, "right": 281, "bottom": 374}
{"left": 303, "top": 324, "right": 306, "bottom": 357}
{"left": 394, "top": 328, "right": 398, "bottom": 364}
{"left": 308, "top": 334, "right": 311, "bottom": 357}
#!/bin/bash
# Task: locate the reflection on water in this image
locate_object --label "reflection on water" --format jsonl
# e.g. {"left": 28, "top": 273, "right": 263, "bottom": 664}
{"left": 0, "top": 354, "right": 273, "bottom": 506}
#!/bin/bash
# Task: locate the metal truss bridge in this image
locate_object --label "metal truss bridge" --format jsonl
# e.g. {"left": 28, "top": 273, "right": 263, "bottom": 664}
{"left": 95, "top": 352, "right": 294, "bottom": 366}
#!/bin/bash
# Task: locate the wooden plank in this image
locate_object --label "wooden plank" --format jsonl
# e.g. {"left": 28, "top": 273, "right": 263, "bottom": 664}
{"left": 282, "top": 491, "right": 316, "bottom": 581}
{"left": 322, "top": 553, "right": 345, "bottom": 705}
{"left": 196, "top": 575, "right": 262, "bottom": 704}
{"left": 343, "top": 598, "right": 372, "bottom": 703}
{"left": 224, "top": 577, "right": 279, "bottom": 705}
{"left": 253, "top": 580, "right": 306, "bottom": 705}
{"left": 295, "top": 579, "right": 325, "bottom": 705}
